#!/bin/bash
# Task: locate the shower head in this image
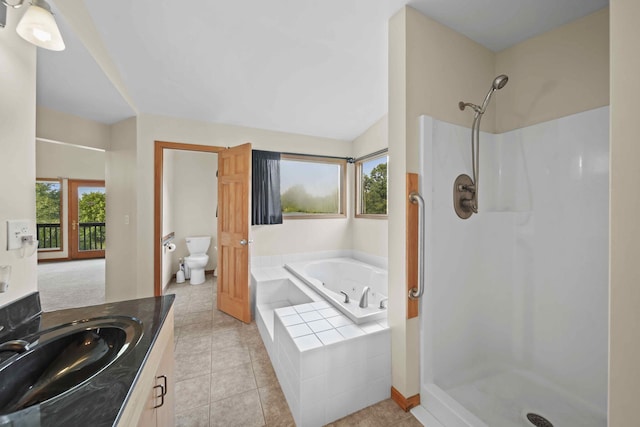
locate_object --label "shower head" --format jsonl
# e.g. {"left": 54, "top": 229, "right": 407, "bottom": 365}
{"left": 480, "top": 74, "right": 509, "bottom": 112}
{"left": 493, "top": 74, "right": 508, "bottom": 90}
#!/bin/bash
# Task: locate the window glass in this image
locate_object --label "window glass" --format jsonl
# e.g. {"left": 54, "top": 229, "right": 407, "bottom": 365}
{"left": 280, "top": 156, "right": 344, "bottom": 217}
{"left": 357, "top": 153, "right": 388, "bottom": 216}
{"left": 36, "top": 180, "right": 62, "bottom": 249}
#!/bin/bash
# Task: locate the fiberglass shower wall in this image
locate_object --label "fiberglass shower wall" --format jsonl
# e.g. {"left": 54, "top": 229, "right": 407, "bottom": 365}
{"left": 419, "top": 107, "right": 609, "bottom": 425}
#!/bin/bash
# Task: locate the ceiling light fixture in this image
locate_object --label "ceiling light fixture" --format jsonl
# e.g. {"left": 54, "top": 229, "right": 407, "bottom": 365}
{"left": 1, "top": 0, "right": 65, "bottom": 51}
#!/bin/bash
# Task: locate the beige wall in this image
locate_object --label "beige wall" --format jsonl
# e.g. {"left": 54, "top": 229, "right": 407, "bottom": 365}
{"left": 116, "top": 113, "right": 352, "bottom": 300}
{"left": 36, "top": 140, "right": 105, "bottom": 180}
{"left": 352, "top": 115, "right": 388, "bottom": 258}
{"left": 389, "top": 5, "right": 610, "bottom": 400}
{"left": 389, "top": 6, "right": 496, "bottom": 398}
{"left": 37, "top": 106, "right": 111, "bottom": 151}
{"left": 0, "top": 7, "right": 37, "bottom": 307}
{"left": 610, "top": 1, "right": 639, "bottom": 425}
{"left": 169, "top": 150, "right": 218, "bottom": 273}
{"left": 105, "top": 117, "right": 138, "bottom": 301}
{"left": 495, "top": 8, "right": 609, "bottom": 133}
{"left": 35, "top": 140, "right": 106, "bottom": 261}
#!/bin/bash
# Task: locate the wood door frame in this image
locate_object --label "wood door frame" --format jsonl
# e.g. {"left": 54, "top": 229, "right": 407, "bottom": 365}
{"left": 153, "top": 141, "right": 225, "bottom": 297}
{"left": 68, "top": 179, "right": 106, "bottom": 259}
{"left": 36, "top": 177, "right": 64, "bottom": 254}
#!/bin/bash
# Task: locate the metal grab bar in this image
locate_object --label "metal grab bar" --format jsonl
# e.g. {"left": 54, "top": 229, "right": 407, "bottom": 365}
{"left": 409, "top": 191, "right": 425, "bottom": 300}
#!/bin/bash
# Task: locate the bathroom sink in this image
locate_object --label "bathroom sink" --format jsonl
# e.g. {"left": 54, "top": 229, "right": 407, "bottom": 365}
{"left": 0, "top": 316, "right": 143, "bottom": 415}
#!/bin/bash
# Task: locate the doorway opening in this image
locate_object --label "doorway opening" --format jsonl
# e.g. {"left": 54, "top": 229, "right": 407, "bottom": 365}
{"left": 153, "top": 141, "right": 252, "bottom": 323}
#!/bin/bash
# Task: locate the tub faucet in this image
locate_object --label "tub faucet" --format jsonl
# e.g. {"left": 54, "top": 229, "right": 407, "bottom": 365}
{"left": 359, "top": 287, "right": 370, "bottom": 308}
{"left": 340, "top": 291, "right": 350, "bottom": 303}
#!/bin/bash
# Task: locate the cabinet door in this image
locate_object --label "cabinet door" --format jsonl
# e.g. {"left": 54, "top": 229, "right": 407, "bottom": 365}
{"left": 155, "top": 335, "right": 175, "bottom": 427}
{"left": 136, "top": 376, "right": 157, "bottom": 427}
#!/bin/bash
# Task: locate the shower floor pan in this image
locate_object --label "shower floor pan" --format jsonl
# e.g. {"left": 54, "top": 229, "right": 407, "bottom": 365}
{"left": 443, "top": 369, "right": 606, "bottom": 427}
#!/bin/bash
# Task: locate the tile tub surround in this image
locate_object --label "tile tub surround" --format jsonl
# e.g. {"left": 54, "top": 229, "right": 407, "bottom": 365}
{"left": 273, "top": 303, "right": 391, "bottom": 426}
{"left": 0, "top": 294, "right": 175, "bottom": 427}
{"left": 254, "top": 266, "right": 391, "bottom": 427}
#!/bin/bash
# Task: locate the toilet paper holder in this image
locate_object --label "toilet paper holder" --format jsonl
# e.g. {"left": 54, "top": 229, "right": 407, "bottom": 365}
{"left": 161, "top": 232, "right": 175, "bottom": 252}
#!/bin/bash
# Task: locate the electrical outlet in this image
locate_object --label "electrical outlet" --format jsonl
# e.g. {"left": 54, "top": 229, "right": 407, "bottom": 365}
{"left": 7, "top": 220, "right": 31, "bottom": 250}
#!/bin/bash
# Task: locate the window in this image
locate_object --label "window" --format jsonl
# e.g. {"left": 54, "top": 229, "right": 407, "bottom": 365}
{"left": 356, "top": 152, "right": 388, "bottom": 217}
{"left": 36, "top": 179, "right": 62, "bottom": 250}
{"left": 280, "top": 155, "right": 346, "bottom": 218}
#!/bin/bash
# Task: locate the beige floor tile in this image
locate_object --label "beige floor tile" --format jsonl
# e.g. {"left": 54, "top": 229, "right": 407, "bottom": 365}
{"left": 175, "top": 404, "right": 210, "bottom": 427}
{"left": 249, "top": 342, "right": 270, "bottom": 362}
{"left": 175, "top": 334, "right": 213, "bottom": 357}
{"left": 211, "top": 344, "right": 251, "bottom": 373}
{"left": 251, "top": 354, "right": 278, "bottom": 388}
{"left": 179, "top": 321, "right": 216, "bottom": 339}
{"left": 165, "top": 278, "right": 421, "bottom": 427}
{"left": 367, "top": 399, "right": 414, "bottom": 424}
{"left": 175, "top": 350, "right": 212, "bottom": 380}
{"left": 211, "top": 309, "right": 242, "bottom": 330}
{"left": 175, "top": 310, "right": 214, "bottom": 327}
{"left": 175, "top": 375, "right": 211, "bottom": 413}
{"left": 209, "top": 389, "right": 265, "bottom": 427}
{"left": 211, "top": 327, "right": 244, "bottom": 350}
{"left": 258, "top": 385, "right": 295, "bottom": 427}
{"left": 210, "top": 362, "right": 257, "bottom": 402}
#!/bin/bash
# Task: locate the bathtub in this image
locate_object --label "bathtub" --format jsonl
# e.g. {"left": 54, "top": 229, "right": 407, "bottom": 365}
{"left": 285, "top": 258, "right": 388, "bottom": 324}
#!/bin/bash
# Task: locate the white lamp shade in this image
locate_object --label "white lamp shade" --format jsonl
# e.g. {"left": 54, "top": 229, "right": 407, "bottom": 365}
{"left": 16, "top": 2, "right": 65, "bottom": 51}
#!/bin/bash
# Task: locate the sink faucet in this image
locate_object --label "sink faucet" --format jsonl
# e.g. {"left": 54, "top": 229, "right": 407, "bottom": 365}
{"left": 0, "top": 339, "right": 30, "bottom": 354}
{"left": 359, "top": 286, "right": 370, "bottom": 308}
{"left": 379, "top": 298, "right": 389, "bottom": 309}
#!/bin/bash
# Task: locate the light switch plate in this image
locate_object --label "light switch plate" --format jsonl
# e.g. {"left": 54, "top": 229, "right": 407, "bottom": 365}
{"left": 7, "top": 220, "right": 31, "bottom": 250}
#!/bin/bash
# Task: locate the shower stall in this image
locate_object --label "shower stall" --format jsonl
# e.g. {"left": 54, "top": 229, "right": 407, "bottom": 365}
{"left": 415, "top": 106, "right": 609, "bottom": 427}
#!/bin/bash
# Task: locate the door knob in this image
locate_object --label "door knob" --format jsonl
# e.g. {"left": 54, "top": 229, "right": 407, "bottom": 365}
{"left": 240, "top": 239, "right": 253, "bottom": 246}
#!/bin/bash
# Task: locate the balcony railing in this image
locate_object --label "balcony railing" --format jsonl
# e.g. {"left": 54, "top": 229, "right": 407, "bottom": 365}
{"left": 79, "top": 222, "right": 106, "bottom": 250}
{"left": 37, "top": 223, "right": 61, "bottom": 249}
{"left": 37, "top": 222, "right": 106, "bottom": 251}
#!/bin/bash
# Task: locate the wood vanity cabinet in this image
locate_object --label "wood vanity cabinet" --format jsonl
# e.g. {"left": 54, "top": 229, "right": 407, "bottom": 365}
{"left": 117, "top": 306, "right": 175, "bottom": 427}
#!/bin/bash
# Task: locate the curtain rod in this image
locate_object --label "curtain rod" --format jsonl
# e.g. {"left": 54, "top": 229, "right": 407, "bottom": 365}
{"left": 279, "top": 151, "right": 355, "bottom": 164}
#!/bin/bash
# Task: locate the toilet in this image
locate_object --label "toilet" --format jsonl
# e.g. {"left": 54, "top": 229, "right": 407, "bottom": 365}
{"left": 185, "top": 236, "right": 211, "bottom": 285}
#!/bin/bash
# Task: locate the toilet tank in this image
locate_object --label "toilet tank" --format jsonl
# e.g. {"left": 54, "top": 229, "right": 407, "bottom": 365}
{"left": 185, "top": 236, "right": 211, "bottom": 254}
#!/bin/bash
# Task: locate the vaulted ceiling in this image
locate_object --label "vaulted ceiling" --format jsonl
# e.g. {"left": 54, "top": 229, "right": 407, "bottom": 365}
{"left": 36, "top": 0, "right": 608, "bottom": 140}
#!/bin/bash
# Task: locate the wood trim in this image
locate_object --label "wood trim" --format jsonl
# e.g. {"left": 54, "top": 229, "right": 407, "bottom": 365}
{"left": 280, "top": 153, "right": 347, "bottom": 217}
{"left": 36, "top": 177, "right": 64, "bottom": 252}
{"left": 153, "top": 141, "right": 225, "bottom": 297}
{"left": 406, "top": 173, "right": 419, "bottom": 319}
{"left": 68, "top": 179, "right": 105, "bottom": 260}
{"left": 354, "top": 151, "right": 389, "bottom": 218}
{"left": 391, "top": 386, "right": 420, "bottom": 412}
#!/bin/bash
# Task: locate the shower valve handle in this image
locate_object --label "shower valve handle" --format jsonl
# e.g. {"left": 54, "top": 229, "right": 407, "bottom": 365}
{"left": 458, "top": 183, "right": 476, "bottom": 193}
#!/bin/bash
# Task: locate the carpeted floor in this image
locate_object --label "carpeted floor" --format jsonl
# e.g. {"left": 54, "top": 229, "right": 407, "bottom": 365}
{"left": 37, "top": 259, "right": 105, "bottom": 312}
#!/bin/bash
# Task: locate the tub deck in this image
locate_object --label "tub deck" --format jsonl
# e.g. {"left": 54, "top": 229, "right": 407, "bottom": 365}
{"left": 253, "top": 265, "right": 391, "bottom": 427}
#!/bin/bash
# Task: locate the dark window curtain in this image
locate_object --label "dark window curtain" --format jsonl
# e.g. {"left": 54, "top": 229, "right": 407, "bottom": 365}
{"left": 252, "top": 150, "right": 283, "bottom": 225}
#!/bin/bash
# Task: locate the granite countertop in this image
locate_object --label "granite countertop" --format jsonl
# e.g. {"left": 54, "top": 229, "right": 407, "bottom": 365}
{"left": 0, "top": 294, "right": 175, "bottom": 427}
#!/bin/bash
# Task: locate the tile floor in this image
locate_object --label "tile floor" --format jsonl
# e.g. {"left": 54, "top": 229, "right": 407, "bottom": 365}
{"left": 169, "top": 275, "right": 424, "bottom": 427}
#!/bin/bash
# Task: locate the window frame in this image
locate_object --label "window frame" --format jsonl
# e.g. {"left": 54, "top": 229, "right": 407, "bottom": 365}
{"left": 280, "top": 154, "right": 347, "bottom": 219}
{"left": 355, "top": 150, "right": 388, "bottom": 219}
{"left": 36, "top": 177, "right": 64, "bottom": 252}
